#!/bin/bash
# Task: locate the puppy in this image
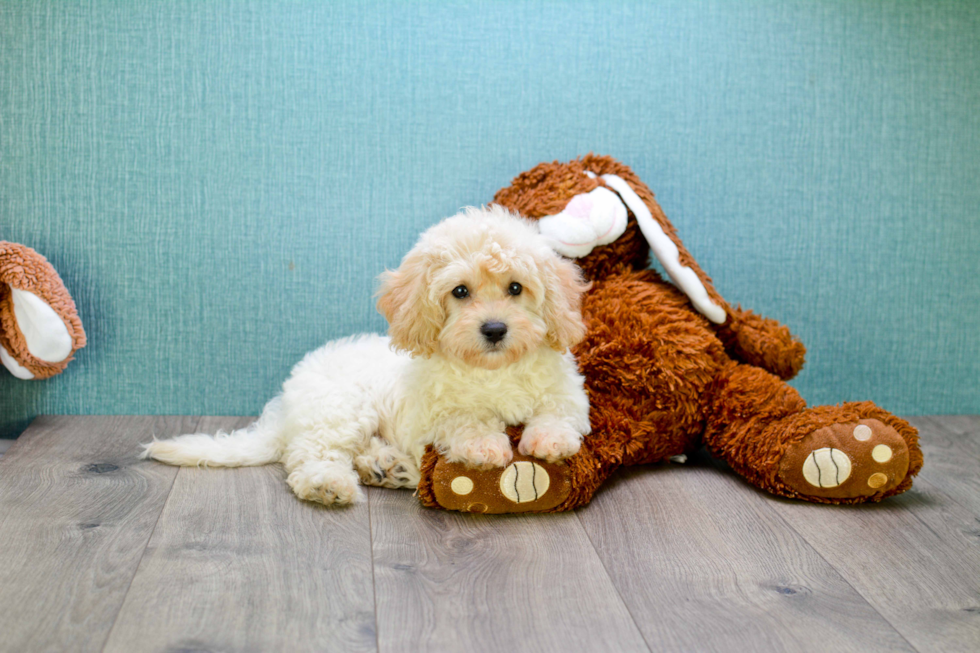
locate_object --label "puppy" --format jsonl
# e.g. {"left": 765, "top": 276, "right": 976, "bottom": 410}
{"left": 142, "top": 205, "right": 591, "bottom": 505}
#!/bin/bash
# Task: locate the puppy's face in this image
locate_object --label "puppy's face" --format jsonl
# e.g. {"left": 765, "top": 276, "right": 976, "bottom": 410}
{"left": 435, "top": 260, "right": 544, "bottom": 370}
{"left": 377, "top": 207, "right": 588, "bottom": 370}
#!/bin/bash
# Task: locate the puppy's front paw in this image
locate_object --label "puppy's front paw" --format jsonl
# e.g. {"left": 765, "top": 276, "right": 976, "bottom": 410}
{"left": 287, "top": 461, "right": 363, "bottom": 506}
{"left": 447, "top": 434, "right": 513, "bottom": 469}
{"left": 519, "top": 423, "right": 582, "bottom": 462}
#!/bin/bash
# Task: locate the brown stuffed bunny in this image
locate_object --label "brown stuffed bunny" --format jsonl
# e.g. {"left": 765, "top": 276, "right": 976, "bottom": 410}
{"left": 0, "top": 242, "right": 85, "bottom": 380}
{"left": 417, "top": 155, "right": 921, "bottom": 513}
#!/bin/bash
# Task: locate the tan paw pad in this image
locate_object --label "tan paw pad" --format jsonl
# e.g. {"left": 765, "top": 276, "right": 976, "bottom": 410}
{"left": 871, "top": 444, "right": 892, "bottom": 462}
{"left": 868, "top": 472, "right": 889, "bottom": 489}
{"left": 450, "top": 476, "right": 474, "bottom": 495}
{"left": 499, "top": 461, "right": 550, "bottom": 503}
{"left": 853, "top": 424, "right": 873, "bottom": 441}
{"left": 801, "top": 448, "right": 851, "bottom": 488}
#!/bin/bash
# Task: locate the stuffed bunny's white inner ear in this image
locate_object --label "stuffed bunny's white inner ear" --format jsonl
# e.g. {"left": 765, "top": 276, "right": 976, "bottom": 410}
{"left": 601, "top": 174, "right": 726, "bottom": 324}
{"left": 0, "top": 344, "right": 35, "bottom": 379}
{"left": 537, "top": 186, "right": 628, "bottom": 258}
{"left": 11, "top": 288, "right": 73, "bottom": 363}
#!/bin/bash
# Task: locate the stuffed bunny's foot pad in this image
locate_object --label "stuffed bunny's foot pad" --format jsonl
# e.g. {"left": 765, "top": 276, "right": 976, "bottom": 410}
{"left": 778, "top": 419, "right": 910, "bottom": 500}
{"left": 431, "top": 452, "right": 572, "bottom": 513}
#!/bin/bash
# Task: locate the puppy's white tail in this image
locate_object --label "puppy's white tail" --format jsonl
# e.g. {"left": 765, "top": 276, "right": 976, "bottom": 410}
{"left": 142, "top": 396, "right": 285, "bottom": 467}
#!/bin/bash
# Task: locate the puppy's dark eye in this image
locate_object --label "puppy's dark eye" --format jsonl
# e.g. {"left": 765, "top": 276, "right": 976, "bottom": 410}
{"left": 452, "top": 285, "right": 469, "bottom": 299}
{"left": 508, "top": 282, "right": 523, "bottom": 296}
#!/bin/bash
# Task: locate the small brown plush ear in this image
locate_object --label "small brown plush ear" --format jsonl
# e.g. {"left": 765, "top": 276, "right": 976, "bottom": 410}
{"left": 540, "top": 255, "right": 590, "bottom": 352}
{"left": 376, "top": 250, "right": 444, "bottom": 357}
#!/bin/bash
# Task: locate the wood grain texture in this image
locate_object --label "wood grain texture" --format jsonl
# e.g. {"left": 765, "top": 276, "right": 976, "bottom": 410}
{"left": 0, "top": 415, "right": 199, "bottom": 652}
{"left": 103, "top": 417, "right": 377, "bottom": 653}
{"left": 907, "top": 415, "right": 980, "bottom": 516}
{"left": 369, "top": 486, "right": 649, "bottom": 653}
{"left": 577, "top": 457, "right": 914, "bottom": 653}
{"left": 2, "top": 415, "right": 979, "bottom": 653}
{"left": 753, "top": 472, "right": 980, "bottom": 652}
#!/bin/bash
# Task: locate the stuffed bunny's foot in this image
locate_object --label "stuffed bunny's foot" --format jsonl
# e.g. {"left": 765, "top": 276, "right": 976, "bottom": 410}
{"left": 430, "top": 452, "right": 572, "bottom": 514}
{"left": 778, "top": 419, "right": 910, "bottom": 500}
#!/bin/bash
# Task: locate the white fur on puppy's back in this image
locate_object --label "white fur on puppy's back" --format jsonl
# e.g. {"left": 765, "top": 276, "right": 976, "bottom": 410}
{"left": 142, "top": 333, "right": 404, "bottom": 470}
{"left": 141, "top": 395, "right": 285, "bottom": 467}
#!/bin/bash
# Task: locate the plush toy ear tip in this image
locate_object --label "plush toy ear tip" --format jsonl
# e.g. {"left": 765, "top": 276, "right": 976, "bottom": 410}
{"left": 0, "top": 344, "right": 35, "bottom": 379}
{"left": 11, "top": 288, "right": 74, "bottom": 363}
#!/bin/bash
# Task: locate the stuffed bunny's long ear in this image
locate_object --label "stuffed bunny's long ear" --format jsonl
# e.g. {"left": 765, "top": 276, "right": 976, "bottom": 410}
{"left": 601, "top": 173, "right": 727, "bottom": 324}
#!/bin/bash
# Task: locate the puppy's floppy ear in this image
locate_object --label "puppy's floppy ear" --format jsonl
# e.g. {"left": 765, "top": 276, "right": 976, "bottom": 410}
{"left": 376, "top": 250, "right": 444, "bottom": 357}
{"left": 540, "top": 254, "right": 590, "bottom": 352}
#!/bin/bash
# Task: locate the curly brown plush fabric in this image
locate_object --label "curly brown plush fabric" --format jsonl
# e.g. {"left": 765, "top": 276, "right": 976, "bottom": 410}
{"left": 417, "top": 155, "right": 921, "bottom": 512}
{"left": 0, "top": 241, "right": 86, "bottom": 379}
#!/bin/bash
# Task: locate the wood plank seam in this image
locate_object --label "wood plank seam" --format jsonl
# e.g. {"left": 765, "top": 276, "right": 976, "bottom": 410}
{"left": 3, "top": 416, "right": 972, "bottom": 652}
{"left": 367, "top": 488, "right": 382, "bottom": 653}
{"left": 576, "top": 461, "right": 919, "bottom": 652}
{"left": 699, "top": 417, "right": 980, "bottom": 652}
{"left": 369, "top": 486, "right": 650, "bottom": 652}
{"left": 781, "top": 530, "right": 921, "bottom": 652}
{"left": 902, "top": 476, "right": 978, "bottom": 546}
{"left": 574, "top": 510, "right": 655, "bottom": 653}
{"left": 917, "top": 470, "right": 980, "bottom": 519}
{"left": 910, "top": 416, "right": 980, "bottom": 519}
{"left": 731, "top": 474, "right": 925, "bottom": 653}
{"left": 102, "top": 416, "right": 379, "bottom": 651}
{"left": 0, "top": 416, "right": 204, "bottom": 650}
{"left": 96, "top": 415, "right": 204, "bottom": 653}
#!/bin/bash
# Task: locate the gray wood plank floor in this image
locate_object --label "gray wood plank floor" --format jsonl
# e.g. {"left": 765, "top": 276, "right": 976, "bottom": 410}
{"left": 0, "top": 415, "right": 977, "bottom": 653}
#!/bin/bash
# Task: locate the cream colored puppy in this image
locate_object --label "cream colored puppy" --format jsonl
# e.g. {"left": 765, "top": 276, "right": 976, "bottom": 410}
{"left": 142, "top": 206, "right": 591, "bottom": 505}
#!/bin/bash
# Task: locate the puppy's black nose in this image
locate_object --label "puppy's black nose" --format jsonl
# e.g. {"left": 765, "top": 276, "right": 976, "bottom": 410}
{"left": 480, "top": 321, "right": 508, "bottom": 344}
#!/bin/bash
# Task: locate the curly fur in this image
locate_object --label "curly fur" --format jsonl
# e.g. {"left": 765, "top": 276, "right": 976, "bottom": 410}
{"left": 418, "top": 155, "right": 921, "bottom": 511}
{"left": 143, "top": 206, "right": 591, "bottom": 506}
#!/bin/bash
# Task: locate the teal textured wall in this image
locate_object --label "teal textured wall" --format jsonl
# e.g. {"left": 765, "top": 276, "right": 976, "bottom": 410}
{"left": 1, "top": 1, "right": 978, "bottom": 437}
